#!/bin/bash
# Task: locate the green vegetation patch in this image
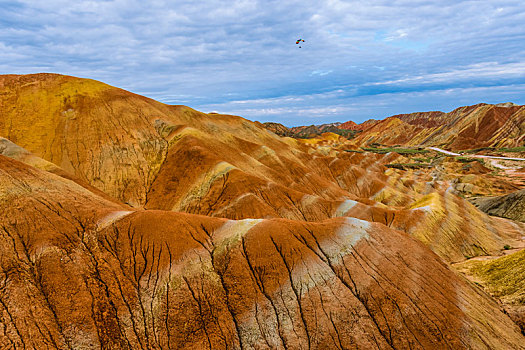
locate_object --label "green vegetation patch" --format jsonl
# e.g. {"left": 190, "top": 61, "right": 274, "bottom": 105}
{"left": 498, "top": 146, "right": 525, "bottom": 153}
{"left": 413, "top": 157, "right": 432, "bottom": 163}
{"left": 460, "top": 147, "right": 495, "bottom": 154}
{"left": 455, "top": 156, "right": 474, "bottom": 163}
{"left": 460, "top": 146, "right": 525, "bottom": 153}
{"left": 293, "top": 127, "right": 359, "bottom": 140}
{"left": 467, "top": 249, "right": 525, "bottom": 304}
{"left": 455, "top": 156, "right": 485, "bottom": 165}
{"left": 362, "top": 147, "right": 429, "bottom": 155}
{"left": 344, "top": 149, "right": 364, "bottom": 153}
{"left": 368, "top": 142, "right": 384, "bottom": 148}
{"left": 385, "top": 163, "right": 432, "bottom": 170}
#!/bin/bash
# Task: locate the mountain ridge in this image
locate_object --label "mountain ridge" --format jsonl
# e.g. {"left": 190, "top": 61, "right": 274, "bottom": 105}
{"left": 1, "top": 73, "right": 524, "bottom": 348}
{"left": 262, "top": 102, "right": 524, "bottom": 150}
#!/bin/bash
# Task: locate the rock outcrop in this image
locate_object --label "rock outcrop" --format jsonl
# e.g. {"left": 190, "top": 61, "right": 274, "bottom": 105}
{"left": 470, "top": 189, "right": 525, "bottom": 222}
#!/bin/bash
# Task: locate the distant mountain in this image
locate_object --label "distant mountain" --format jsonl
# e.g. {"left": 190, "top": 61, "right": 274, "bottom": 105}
{"left": 339, "top": 119, "right": 379, "bottom": 131}
{"left": 274, "top": 102, "right": 524, "bottom": 150}
{"left": 260, "top": 121, "right": 294, "bottom": 137}
{"left": 350, "top": 103, "right": 525, "bottom": 150}
{"left": 263, "top": 121, "right": 360, "bottom": 139}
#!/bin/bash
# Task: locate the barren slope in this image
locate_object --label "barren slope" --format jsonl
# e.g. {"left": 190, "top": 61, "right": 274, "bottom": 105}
{"left": 1, "top": 74, "right": 523, "bottom": 262}
{"left": 469, "top": 189, "right": 525, "bottom": 222}
{"left": 351, "top": 104, "right": 525, "bottom": 150}
{"left": 1, "top": 74, "right": 525, "bottom": 348}
{"left": 0, "top": 158, "right": 523, "bottom": 348}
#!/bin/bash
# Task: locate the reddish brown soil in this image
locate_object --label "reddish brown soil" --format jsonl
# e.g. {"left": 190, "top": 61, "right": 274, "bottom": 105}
{"left": 0, "top": 74, "right": 524, "bottom": 348}
{"left": 350, "top": 103, "right": 524, "bottom": 150}
{"left": 339, "top": 119, "right": 380, "bottom": 131}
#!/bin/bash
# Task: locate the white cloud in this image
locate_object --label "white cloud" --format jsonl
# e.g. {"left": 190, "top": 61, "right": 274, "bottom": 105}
{"left": 310, "top": 70, "right": 333, "bottom": 76}
{"left": 368, "top": 61, "right": 525, "bottom": 86}
{"left": 0, "top": 0, "right": 524, "bottom": 125}
{"left": 383, "top": 29, "right": 408, "bottom": 42}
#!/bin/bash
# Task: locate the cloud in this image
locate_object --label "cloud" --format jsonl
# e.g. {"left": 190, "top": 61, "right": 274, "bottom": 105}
{"left": 310, "top": 70, "right": 333, "bottom": 76}
{"left": 383, "top": 29, "right": 408, "bottom": 42}
{"left": 368, "top": 62, "right": 525, "bottom": 87}
{"left": 198, "top": 83, "right": 525, "bottom": 126}
{"left": 0, "top": 0, "right": 524, "bottom": 125}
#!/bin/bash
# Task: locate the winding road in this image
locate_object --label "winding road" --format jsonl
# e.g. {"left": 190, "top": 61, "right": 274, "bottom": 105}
{"left": 427, "top": 147, "right": 525, "bottom": 162}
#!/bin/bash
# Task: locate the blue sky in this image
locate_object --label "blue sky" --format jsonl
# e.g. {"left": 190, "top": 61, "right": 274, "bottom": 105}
{"left": 1, "top": 0, "right": 525, "bottom": 126}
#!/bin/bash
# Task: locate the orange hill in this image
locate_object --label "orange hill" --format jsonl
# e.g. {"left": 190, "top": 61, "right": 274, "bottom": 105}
{"left": 1, "top": 73, "right": 524, "bottom": 348}
{"left": 339, "top": 119, "right": 379, "bottom": 131}
{"left": 1, "top": 73, "right": 522, "bottom": 259}
{"left": 0, "top": 154, "right": 523, "bottom": 348}
{"left": 350, "top": 103, "right": 525, "bottom": 150}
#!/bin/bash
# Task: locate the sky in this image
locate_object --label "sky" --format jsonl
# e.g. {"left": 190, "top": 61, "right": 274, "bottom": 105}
{"left": 1, "top": 0, "right": 525, "bottom": 126}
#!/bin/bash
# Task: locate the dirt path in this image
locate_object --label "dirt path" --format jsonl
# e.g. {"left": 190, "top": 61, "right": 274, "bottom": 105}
{"left": 427, "top": 147, "right": 460, "bottom": 156}
{"left": 427, "top": 147, "right": 525, "bottom": 162}
{"left": 487, "top": 159, "right": 512, "bottom": 170}
{"left": 484, "top": 158, "right": 525, "bottom": 187}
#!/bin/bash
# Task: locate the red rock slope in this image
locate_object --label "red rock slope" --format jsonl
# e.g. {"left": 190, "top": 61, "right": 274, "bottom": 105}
{"left": 1, "top": 74, "right": 524, "bottom": 348}
{"left": 0, "top": 155, "right": 523, "bottom": 348}
{"left": 351, "top": 104, "right": 525, "bottom": 150}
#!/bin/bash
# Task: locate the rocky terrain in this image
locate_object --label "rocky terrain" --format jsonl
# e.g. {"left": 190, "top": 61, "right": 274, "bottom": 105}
{"left": 262, "top": 122, "right": 359, "bottom": 139}
{"left": 264, "top": 102, "right": 524, "bottom": 152}
{"left": 1, "top": 73, "right": 524, "bottom": 349}
{"left": 350, "top": 103, "right": 525, "bottom": 150}
{"left": 339, "top": 119, "right": 379, "bottom": 131}
{"left": 470, "top": 189, "right": 525, "bottom": 222}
